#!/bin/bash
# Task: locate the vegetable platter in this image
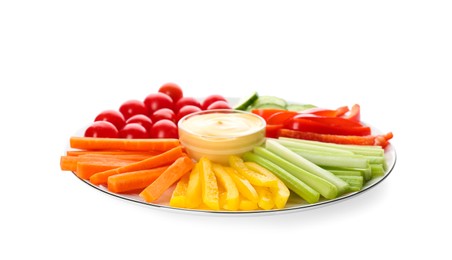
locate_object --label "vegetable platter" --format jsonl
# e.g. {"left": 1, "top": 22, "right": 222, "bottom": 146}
{"left": 60, "top": 83, "right": 396, "bottom": 215}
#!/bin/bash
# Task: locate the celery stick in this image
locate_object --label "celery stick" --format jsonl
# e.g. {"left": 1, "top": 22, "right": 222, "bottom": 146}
{"left": 272, "top": 138, "right": 354, "bottom": 155}
{"left": 322, "top": 165, "right": 372, "bottom": 181}
{"left": 242, "top": 152, "right": 320, "bottom": 204}
{"left": 371, "top": 164, "right": 385, "bottom": 177}
{"left": 278, "top": 137, "right": 384, "bottom": 157}
{"left": 329, "top": 170, "right": 363, "bottom": 177}
{"left": 337, "top": 176, "right": 363, "bottom": 190}
{"left": 265, "top": 139, "right": 350, "bottom": 195}
{"left": 253, "top": 146, "right": 338, "bottom": 199}
{"left": 290, "top": 149, "right": 369, "bottom": 169}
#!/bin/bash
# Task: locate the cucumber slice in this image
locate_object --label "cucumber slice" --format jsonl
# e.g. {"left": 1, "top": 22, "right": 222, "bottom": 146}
{"left": 234, "top": 91, "right": 259, "bottom": 111}
{"left": 252, "top": 96, "right": 287, "bottom": 109}
{"left": 286, "top": 104, "right": 317, "bottom": 112}
{"left": 253, "top": 103, "right": 286, "bottom": 110}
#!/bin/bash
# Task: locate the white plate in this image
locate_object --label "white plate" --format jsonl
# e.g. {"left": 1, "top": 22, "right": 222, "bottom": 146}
{"left": 70, "top": 98, "right": 396, "bottom": 215}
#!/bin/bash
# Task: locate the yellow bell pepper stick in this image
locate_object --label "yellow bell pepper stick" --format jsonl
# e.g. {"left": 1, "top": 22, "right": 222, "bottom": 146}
{"left": 199, "top": 157, "right": 220, "bottom": 210}
{"left": 238, "top": 197, "right": 259, "bottom": 211}
{"left": 244, "top": 161, "right": 290, "bottom": 209}
{"left": 225, "top": 167, "right": 259, "bottom": 203}
{"left": 186, "top": 163, "right": 202, "bottom": 209}
{"left": 229, "top": 155, "right": 278, "bottom": 188}
{"left": 254, "top": 186, "right": 275, "bottom": 210}
{"left": 169, "top": 173, "right": 190, "bottom": 208}
{"left": 212, "top": 163, "right": 239, "bottom": 211}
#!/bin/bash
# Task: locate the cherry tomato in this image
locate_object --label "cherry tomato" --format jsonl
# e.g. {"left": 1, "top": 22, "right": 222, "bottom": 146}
{"left": 126, "top": 114, "right": 153, "bottom": 135}
{"left": 143, "top": 92, "right": 174, "bottom": 116}
{"left": 119, "top": 99, "right": 147, "bottom": 120}
{"left": 176, "top": 105, "right": 202, "bottom": 122}
{"left": 202, "top": 94, "right": 227, "bottom": 110}
{"left": 119, "top": 123, "right": 149, "bottom": 139}
{"left": 84, "top": 121, "right": 119, "bottom": 138}
{"left": 158, "top": 83, "right": 183, "bottom": 103}
{"left": 150, "top": 119, "right": 178, "bottom": 138}
{"left": 94, "top": 110, "right": 126, "bottom": 130}
{"left": 152, "top": 108, "right": 176, "bottom": 123}
{"left": 207, "top": 100, "right": 231, "bottom": 110}
{"left": 174, "top": 97, "right": 202, "bottom": 113}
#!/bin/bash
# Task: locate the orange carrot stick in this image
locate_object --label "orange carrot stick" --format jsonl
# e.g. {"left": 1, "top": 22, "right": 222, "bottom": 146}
{"left": 107, "top": 166, "right": 169, "bottom": 193}
{"left": 139, "top": 156, "right": 194, "bottom": 203}
{"left": 66, "top": 150, "right": 159, "bottom": 157}
{"left": 69, "top": 137, "right": 180, "bottom": 152}
{"left": 89, "top": 146, "right": 184, "bottom": 185}
{"left": 60, "top": 155, "right": 140, "bottom": 172}
{"left": 76, "top": 161, "right": 132, "bottom": 180}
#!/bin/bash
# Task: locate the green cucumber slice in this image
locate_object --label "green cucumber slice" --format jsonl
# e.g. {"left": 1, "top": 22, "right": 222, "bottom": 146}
{"left": 234, "top": 91, "right": 259, "bottom": 111}
{"left": 286, "top": 104, "right": 317, "bottom": 111}
{"left": 252, "top": 96, "right": 287, "bottom": 109}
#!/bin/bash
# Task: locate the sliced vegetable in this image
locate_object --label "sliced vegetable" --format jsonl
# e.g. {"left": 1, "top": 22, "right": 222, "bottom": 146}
{"left": 279, "top": 129, "right": 393, "bottom": 148}
{"left": 212, "top": 163, "right": 239, "bottom": 211}
{"left": 185, "top": 163, "right": 203, "bottom": 209}
{"left": 265, "top": 139, "right": 349, "bottom": 196}
{"left": 89, "top": 146, "right": 184, "bottom": 185}
{"left": 70, "top": 137, "right": 180, "bottom": 152}
{"left": 139, "top": 156, "right": 194, "bottom": 203}
{"left": 244, "top": 162, "right": 290, "bottom": 209}
{"left": 242, "top": 152, "right": 320, "bottom": 204}
{"left": 107, "top": 166, "right": 169, "bottom": 193}
{"left": 169, "top": 173, "right": 190, "bottom": 208}
{"left": 233, "top": 91, "right": 259, "bottom": 111}
{"left": 252, "top": 146, "right": 338, "bottom": 199}
{"left": 225, "top": 167, "right": 259, "bottom": 203}
{"left": 198, "top": 157, "right": 220, "bottom": 210}
{"left": 229, "top": 155, "right": 278, "bottom": 188}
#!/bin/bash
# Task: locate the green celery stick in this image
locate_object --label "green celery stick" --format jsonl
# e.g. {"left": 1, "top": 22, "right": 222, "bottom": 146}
{"left": 290, "top": 149, "right": 369, "bottom": 169}
{"left": 242, "top": 152, "right": 320, "bottom": 204}
{"left": 371, "top": 164, "right": 385, "bottom": 177}
{"left": 273, "top": 138, "right": 354, "bottom": 155}
{"left": 337, "top": 176, "right": 364, "bottom": 190}
{"left": 253, "top": 146, "right": 338, "bottom": 199}
{"left": 323, "top": 165, "right": 372, "bottom": 181}
{"left": 265, "top": 139, "right": 350, "bottom": 195}
{"left": 278, "top": 137, "right": 384, "bottom": 157}
{"left": 329, "top": 170, "right": 363, "bottom": 177}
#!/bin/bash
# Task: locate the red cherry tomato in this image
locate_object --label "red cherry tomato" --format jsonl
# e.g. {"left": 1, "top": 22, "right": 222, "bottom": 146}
{"left": 174, "top": 97, "right": 202, "bottom": 113}
{"left": 119, "top": 123, "right": 149, "bottom": 139}
{"left": 94, "top": 110, "right": 126, "bottom": 130}
{"left": 202, "top": 95, "right": 227, "bottom": 110}
{"left": 84, "top": 121, "right": 119, "bottom": 138}
{"left": 119, "top": 99, "right": 148, "bottom": 120}
{"left": 150, "top": 119, "right": 178, "bottom": 138}
{"left": 143, "top": 92, "right": 174, "bottom": 116}
{"left": 207, "top": 100, "right": 231, "bottom": 110}
{"left": 176, "top": 105, "right": 202, "bottom": 122}
{"left": 158, "top": 83, "right": 183, "bottom": 103}
{"left": 152, "top": 108, "right": 176, "bottom": 123}
{"left": 126, "top": 114, "right": 153, "bottom": 135}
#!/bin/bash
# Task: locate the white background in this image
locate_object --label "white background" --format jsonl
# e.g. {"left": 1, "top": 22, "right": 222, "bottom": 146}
{"left": 1, "top": 1, "right": 451, "bottom": 259}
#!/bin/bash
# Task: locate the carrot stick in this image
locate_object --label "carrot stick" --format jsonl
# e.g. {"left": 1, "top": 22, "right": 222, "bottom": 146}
{"left": 76, "top": 161, "right": 133, "bottom": 180}
{"left": 60, "top": 155, "right": 141, "bottom": 172}
{"left": 107, "top": 166, "right": 169, "bottom": 193}
{"left": 66, "top": 150, "right": 159, "bottom": 157}
{"left": 139, "top": 156, "right": 195, "bottom": 203}
{"left": 77, "top": 153, "right": 153, "bottom": 161}
{"left": 89, "top": 146, "right": 184, "bottom": 185}
{"left": 69, "top": 137, "right": 180, "bottom": 152}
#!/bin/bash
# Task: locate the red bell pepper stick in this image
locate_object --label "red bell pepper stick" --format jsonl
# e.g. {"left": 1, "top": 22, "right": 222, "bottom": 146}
{"left": 285, "top": 118, "right": 371, "bottom": 136}
{"left": 279, "top": 129, "right": 393, "bottom": 147}
{"left": 293, "top": 114, "right": 364, "bottom": 127}
{"left": 300, "top": 106, "right": 350, "bottom": 117}
{"left": 251, "top": 109, "right": 287, "bottom": 121}
{"left": 267, "top": 111, "right": 298, "bottom": 125}
{"left": 265, "top": 124, "right": 283, "bottom": 138}
{"left": 341, "top": 104, "right": 360, "bottom": 122}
